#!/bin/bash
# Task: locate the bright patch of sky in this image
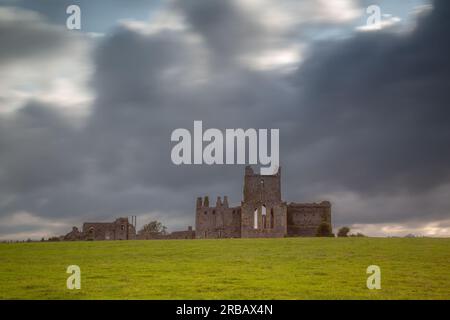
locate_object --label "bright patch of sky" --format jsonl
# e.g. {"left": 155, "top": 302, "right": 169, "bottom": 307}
{"left": 1, "top": 0, "right": 430, "bottom": 37}
{"left": 0, "top": 0, "right": 162, "bottom": 34}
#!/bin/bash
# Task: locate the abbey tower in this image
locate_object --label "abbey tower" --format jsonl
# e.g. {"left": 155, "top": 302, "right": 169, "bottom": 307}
{"left": 240, "top": 166, "right": 287, "bottom": 238}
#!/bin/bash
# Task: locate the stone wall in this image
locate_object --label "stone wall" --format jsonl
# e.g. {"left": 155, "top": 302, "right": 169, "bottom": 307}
{"left": 168, "top": 228, "right": 196, "bottom": 239}
{"left": 243, "top": 166, "right": 281, "bottom": 203}
{"left": 82, "top": 217, "right": 136, "bottom": 240}
{"left": 137, "top": 226, "right": 195, "bottom": 240}
{"left": 61, "top": 166, "right": 333, "bottom": 241}
{"left": 195, "top": 196, "right": 241, "bottom": 238}
{"left": 63, "top": 227, "right": 84, "bottom": 241}
{"left": 241, "top": 202, "right": 287, "bottom": 238}
{"left": 240, "top": 166, "right": 287, "bottom": 238}
{"left": 287, "top": 201, "right": 332, "bottom": 237}
{"left": 194, "top": 166, "right": 333, "bottom": 239}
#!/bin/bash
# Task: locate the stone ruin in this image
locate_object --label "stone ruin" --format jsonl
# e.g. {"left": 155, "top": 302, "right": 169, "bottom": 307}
{"left": 62, "top": 217, "right": 194, "bottom": 241}
{"left": 195, "top": 166, "right": 332, "bottom": 238}
{"left": 61, "top": 166, "right": 331, "bottom": 240}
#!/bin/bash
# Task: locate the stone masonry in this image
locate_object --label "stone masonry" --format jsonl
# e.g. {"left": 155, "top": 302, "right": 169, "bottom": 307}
{"left": 195, "top": 166, "right": 332, "bottom": 238}
{"left": 61, "top": 166, "right": 331, "bottom": 240}
{"left": 63, "top": 217, "right": 136, "bottom": 241}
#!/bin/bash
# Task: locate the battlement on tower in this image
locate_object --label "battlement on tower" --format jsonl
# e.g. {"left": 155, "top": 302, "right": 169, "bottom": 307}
{"left": 196, "top": 196, "right": 230, "bottom": 208}
{"left": 243, "top": 165, "right": 281, "bottom": 204}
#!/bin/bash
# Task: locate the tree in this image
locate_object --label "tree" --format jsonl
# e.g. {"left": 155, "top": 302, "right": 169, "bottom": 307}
{"left": 337, "top": 226, "right": 350, "bottom": 237}
{"left": 350, "top": 232, "right": 367, "bottom": 237}
{"left": 316, "top": 222, "right": 333, "bottom": 237}
{"left": 140, "top": 221, "right": 167, "bottom": 235}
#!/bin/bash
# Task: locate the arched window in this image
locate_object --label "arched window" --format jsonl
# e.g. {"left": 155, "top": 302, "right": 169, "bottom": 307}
{"left": 262, "top": 205, "right": 267, "bottom": 229}
{"left": 270, "top": 208, "right": 274, "bottom": 228}
{"left": 254, "top": 208, "right": 258, "bottom": 229}
{"left": 88, "top": 227, "right": 95, "bottom": 240}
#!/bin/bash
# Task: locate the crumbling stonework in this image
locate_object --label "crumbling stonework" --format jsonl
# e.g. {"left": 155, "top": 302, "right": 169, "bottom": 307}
{"left": 63, "top": 226, "right": 84, "bottom": 241}
{"left": 195, "top": 166, "right": 332, "bottom": 238}
{"left": 61, "top": 166, "right": 332, "bottom": 241}
{"left": 137, "top": 226, "right": 195, "bottom": 240}
{"left": 83, "top": 217, "right": 136, "bottom": 240}
{"left": 241, "top": 166, "right": 287, "bottom": 238}
{"left": 62, "top": 217, "right": 136, "bottom": 241}
{"left": 287, "top": 202, "right": 331, "bottom": 237}
{"left": 62, "top": 217, "right": 194, "bottom": 241}
{"left": 195, "top": 196, "right": 241, "bottom": 239}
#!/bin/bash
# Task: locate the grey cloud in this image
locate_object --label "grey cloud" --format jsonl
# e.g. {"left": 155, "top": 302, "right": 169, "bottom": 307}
{"left": 173, "top": 0, "right": 270, "bottom": 62}
{"left": 3, "top": 0, "right": 161, "bottom": 33}
{"left": 286, "top": 0, "right": 450, "bottom": 198}
{"left": 0, "top": 6, "right": 80, "bottom": 63}
{"left": 0, "top": 102, "right": 83, "bottom": 195}
{"left": 0, "top": 0, "right": 449, "bottom": 238}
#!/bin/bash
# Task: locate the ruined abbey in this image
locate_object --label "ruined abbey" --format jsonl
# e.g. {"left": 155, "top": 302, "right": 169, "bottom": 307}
{"left": 195, "top": 166, "right": 332, "bottom": 238}
{"left": 61, "top": 166, "right": 331, "bottom": 240}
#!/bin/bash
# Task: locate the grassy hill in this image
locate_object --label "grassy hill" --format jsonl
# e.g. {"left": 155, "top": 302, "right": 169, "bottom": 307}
{"left": 0, "top": 237, "right": 449, "bottom": 299}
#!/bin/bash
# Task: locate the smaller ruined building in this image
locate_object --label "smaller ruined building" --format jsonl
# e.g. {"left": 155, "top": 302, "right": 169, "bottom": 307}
{"left": 63, "top": 217, "right": 136, "bottom": 241}
{"left": 83, "top": 217, "right": 137, "bottom": 240}
{"left": 137, "top": 226, "right": 195, "bottom": 240}
{"left": 196, "top": 166, "right": 332, "bottom": 238}
{"left": 62, "top": 217, "right": 194, "bottom": 241}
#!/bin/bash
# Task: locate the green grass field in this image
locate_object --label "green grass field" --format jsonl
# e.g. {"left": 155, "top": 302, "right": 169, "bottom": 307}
{"left": 0, "top": 238, "right": 449, "bottom": 299}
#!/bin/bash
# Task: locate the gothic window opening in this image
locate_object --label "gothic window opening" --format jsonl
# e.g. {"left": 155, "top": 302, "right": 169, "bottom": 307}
{"left": 253, "top": 208, "right": 258, "bottom": 229}
{"left": 270, "top": 208, "right": 274, "bottom": 228}
{"left": 88, "top": 227, "right": 95, "bottom": 240}
{"left": 262, "top": 205, "right": 267, "bottom": 229}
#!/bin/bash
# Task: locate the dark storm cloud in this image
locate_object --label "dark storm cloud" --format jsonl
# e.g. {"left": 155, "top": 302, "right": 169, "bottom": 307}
{"left": 85, "top": 0, "right": 450, "bottom": 226}
{"left": 173, "top": 0, "right": 270, "bottom": 62}
{"left": 0, "top": 0, "right": 449, "bottom": 238}
{"left": 287, "top": 0, "right": 450, "bottom": 197}
{"left": 0, "top": 102, "right": 83, "bottom": 194}
{"left": 0, "top": 6, "right": 77, "bottom": 63}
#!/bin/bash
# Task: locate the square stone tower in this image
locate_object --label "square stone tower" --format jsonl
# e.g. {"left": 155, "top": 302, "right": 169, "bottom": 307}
{"left": 240, "top": 166, "right": 287, "bottom": 238}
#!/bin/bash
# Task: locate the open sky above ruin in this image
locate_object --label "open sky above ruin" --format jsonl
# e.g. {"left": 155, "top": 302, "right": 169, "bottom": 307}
{"left": 1, "top": 0, "right": 449, "bottom": 239}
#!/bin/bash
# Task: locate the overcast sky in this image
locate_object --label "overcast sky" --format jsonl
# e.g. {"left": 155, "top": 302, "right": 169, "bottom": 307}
{"left": 1, "top": 0, "right": 449, "bottom": 239}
